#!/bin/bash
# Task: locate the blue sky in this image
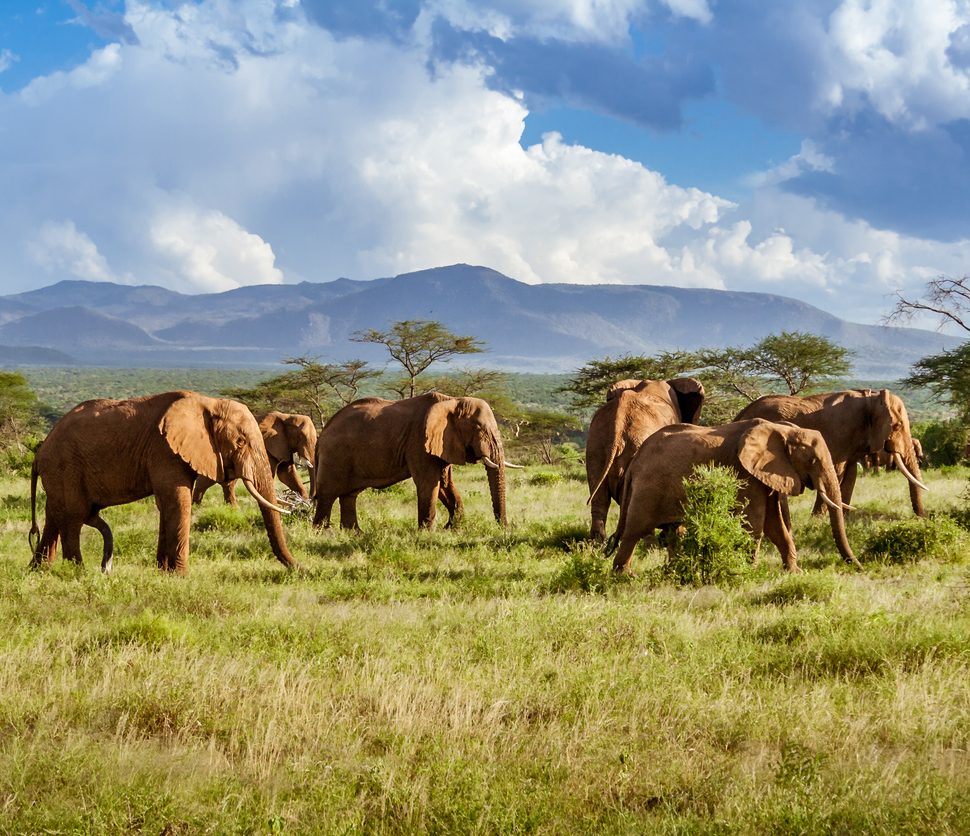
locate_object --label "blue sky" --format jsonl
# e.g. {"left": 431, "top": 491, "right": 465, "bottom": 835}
{"left": 1, "top": 0, "right": 969, "bottom": 326}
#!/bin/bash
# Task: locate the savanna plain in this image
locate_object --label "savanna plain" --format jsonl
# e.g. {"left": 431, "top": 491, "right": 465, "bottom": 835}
{"left": 1, "top": 463, "right": 969, "bottom": 833}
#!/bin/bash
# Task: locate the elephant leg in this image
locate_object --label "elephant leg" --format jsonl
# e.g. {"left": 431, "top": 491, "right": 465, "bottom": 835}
{"left": 339, "top": 493, "right": 361, "bottom": 531}
{"left": 416, "top": 478, "right": 441, "bottom": 530}
{"left": 192, "top": 476, "right": 212, "bottom": 506}
{"left": 589, "top": 486, "right": 611, "bottom": 542}
{"left": 85, "top": 513, "right": 114, "bottom": 574}
{"left": 839, "top": 459, "right": 859, "bottom": 508}
{"left": 763, "top": 493, "right": 799, "bottom": 572}
{"left": 313, "top": 492, "right": 337, "bottom": 528}
{"left": 30, "top": 517, "right": 60, "bottom": 568}
{"left": 157, "top": 485, "right": 193, "bottom": 574}
{"left": 277, "top": 464, "right": 309, "bottom": 500}
{"left": 60, "top": 520, "right": 84, "bottom": 566}
{"left": 439, "top": 474, "right": 464, "bottom": 529}
{"left": 742, "top": 487, "right": 767, "bottom": 566}
{"left": 223, "top": 479, "right": 238, "bottom": 508}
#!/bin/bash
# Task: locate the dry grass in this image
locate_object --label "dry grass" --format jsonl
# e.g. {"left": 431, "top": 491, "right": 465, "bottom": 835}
{"left": 0, "top": 465, "right": 968, "bottom": 832}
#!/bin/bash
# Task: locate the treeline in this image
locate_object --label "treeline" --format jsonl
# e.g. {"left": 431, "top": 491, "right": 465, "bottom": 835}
{"left": 3, "top": 311, "right": 968, "bottom": 469}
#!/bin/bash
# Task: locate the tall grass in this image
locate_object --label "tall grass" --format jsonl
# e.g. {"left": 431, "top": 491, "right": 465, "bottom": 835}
{"left": 1, "top": 465, "right": 968, "bottom": 832}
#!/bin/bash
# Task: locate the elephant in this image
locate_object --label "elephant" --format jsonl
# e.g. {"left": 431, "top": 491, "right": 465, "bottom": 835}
{"left": 735, "top": 389, "right": 927, "bottom": 516}
{"left": 312, "top": 392, "right": 512, "bottom": 530}
{"left": 863, "top": 438, "right": 922, "bottom": 474}
{"left": 193, "top": 411, "right": 318, "bottom": 507}
{"left": 28, "top": 391, "right": 299, "bottom": 575}
{"left": 585, "top": 377, "right": 705, "bottom": 540}
{"left": 609, "top": 418, "right": 860, "bottom": 574}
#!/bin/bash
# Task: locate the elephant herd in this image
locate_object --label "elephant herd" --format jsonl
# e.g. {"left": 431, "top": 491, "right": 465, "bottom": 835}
{"left": 26, "top": 380, "right": 927, "bottom": 577}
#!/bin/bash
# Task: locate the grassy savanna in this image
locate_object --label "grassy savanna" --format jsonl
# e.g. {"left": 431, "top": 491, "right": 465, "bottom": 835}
{"left": 1, "top": 465, "right": 969, "bottom": 833}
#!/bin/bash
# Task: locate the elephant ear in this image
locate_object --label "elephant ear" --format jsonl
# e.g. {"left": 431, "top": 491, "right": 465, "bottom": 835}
{"left": 159, "top": 396, "right": 224, "bottom": 482}
{"left": 258, "top": 413, "right": 290, "bottom": 466}
{"left": 667, "top": 377, "right": 705, "bottom": 424}
{"left": 866, "top": 390, "right": 894, "bottom": 454}
{"left": 424, "top": 398, "right": 468, "bottom": 464}
{"left": 738, "top": 422, "right": 802, "bottom": 495}
{"left": 606, "top": 379, "right": 644, "bottom": 401}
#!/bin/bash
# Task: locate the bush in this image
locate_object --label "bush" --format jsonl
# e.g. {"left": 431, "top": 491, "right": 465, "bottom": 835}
{"left": 913, "top": 420, "right": 968, "bottom": 467}
{"left": 528, "top": 470, "right": 562, "bottom": 486}
{"left": 661, "top": 464, "right": 753, "bottom": 587}
{"left": 862, "top": 516, "right": 964, "bottom": 564}
{"left": 549, "top": 543, "right": 613, "bottom": 594}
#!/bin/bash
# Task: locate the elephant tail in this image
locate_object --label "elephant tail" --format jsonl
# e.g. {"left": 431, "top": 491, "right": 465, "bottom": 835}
{"left": 587, "top": 443, "right": 621, "bottom": 506}
{"left": 28, "top": 456, "right": 40, "bottom": 555}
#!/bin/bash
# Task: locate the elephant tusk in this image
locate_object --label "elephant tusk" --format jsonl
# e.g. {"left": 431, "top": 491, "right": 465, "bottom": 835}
{"left": 504, "top": 461, "right": 525, "bottom": 469}
{"left": 482, "top": 456, "right": 500, "bottom": 469}
{"left": 893, "top": 453, "right": 929, "bottom": 492}
{"left": 842, "top": 502, "right": 857, "bottom": 512}
{"left": 817, "top": 488, "right": 843, "bottom": 513}
{"left": 242, "top": 479, "right": 292, "bottom": 515}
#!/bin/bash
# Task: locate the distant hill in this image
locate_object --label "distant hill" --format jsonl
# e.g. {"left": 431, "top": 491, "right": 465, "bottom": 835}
{"left": 0, "top": 264, "right": 960, "bottom": 377}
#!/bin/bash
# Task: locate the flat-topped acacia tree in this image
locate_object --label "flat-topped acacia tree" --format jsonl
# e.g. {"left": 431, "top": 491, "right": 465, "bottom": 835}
{"left": 352, "top": 320, "right": 486, "bottom": 398}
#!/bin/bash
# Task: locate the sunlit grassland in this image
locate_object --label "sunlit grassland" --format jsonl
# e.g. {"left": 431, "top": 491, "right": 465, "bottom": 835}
{"left": 1, "top": 465, "right": 968, "bottom": 833}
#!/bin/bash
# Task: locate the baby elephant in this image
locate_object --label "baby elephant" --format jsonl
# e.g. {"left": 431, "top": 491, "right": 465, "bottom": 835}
{"left": 610, "top": 418, "right": 860, "bottom": 574}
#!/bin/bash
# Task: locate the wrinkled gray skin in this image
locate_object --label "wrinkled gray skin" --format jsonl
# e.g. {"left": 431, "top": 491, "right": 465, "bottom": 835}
{"left": 313, "top": 392, "right": 508, "bottom": 530}
{"left": 610, "top": 419, "right": 858, "bottom": 575}
{"left": 585, "top": 377, "right": 705, "bottom": 541}
{"left": 193, "top": 411, "right": 318, "bottom": 506}
{"left": 29, "top": 391, "right": 298, "bottom": 575}
{"left": 736, "top": 389, "right": 925, "bottom": 517}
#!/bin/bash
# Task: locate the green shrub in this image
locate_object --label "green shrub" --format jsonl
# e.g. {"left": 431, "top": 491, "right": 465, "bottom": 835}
{"left": 751, "top": 573, "right": 837, "bottom": 606}
{"left": 661, "top": 464, "right": 753, "bottom": 587}
{"left": 549, "top": 543, "right": 612, "bottom": 594}
{"left": 528, "top": 470, "right": 562, "bottom": 486}
{"left": 913, "top": 420, "right": 968, "bottom": 467}
{"left": 862, "top": 516, "right": 964, "bottom": 564}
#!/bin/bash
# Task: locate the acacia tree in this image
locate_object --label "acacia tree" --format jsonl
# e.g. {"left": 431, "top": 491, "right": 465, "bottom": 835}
{"left": 889, "top": 274, "right": 970, "bottom": 333}
{"left": 561, "top": 351, "right": 702, "bottom": 408}
{"left": 891, "top": 274, "right": 970, "bottom": 419}
{"left": 743, "top": 331, "right": 851, "bottom": 395}
{"left": 352, "top": 320, "right": 485, "bottom": 398}
{"left": 0, "top": 372, "right": 44, "bottom": 474}
{"left": 223, "top": 356, "right": 380, "bottom": 428}
{"left": 903, "top": 343, "right": 970, "bottom": 420}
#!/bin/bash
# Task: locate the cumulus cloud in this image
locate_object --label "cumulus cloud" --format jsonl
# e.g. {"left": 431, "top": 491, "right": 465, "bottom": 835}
{"left": 150, "top": 205, "right": 284, "bottom": 293}
{"left": 689, "top": 0, "right": 970, "bottom": 240}
{"left": 0, "top": 0, "right": 966, "bottom": 328}
{"left": 27, "top": 220, "right": 119, "bottom": 283}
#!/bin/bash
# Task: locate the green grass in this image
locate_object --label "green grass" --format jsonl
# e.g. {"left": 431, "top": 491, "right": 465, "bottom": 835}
{"left": 2, "top": 465, "right": 969, "bottom": 833}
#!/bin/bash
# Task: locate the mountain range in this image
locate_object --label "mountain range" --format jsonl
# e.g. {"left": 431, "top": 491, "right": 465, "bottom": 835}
{"left": 0, "top": 264, "right": 959, "bottom": 377}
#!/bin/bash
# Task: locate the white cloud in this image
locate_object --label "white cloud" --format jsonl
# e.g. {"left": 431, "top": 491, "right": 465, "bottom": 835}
{"left": 822, "top": 0, "right": 970, "bottom": 127}
{"left": 20, "top": 43, "right": 123, "bottom": 105}
{"left": 0, "top": 49, "right": 18, "bottom": 74}
{"left": 150, "top": 205, "right": 283, "bottom": 293}
{"left": 27, "top": 220, "right": 118, "bottom": 283}
{"left": 0, "top": 0, "right": 967, "bottom": 327}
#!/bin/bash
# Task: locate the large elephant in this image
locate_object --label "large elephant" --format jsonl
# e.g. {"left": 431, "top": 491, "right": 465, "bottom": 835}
{"left": 312, "top": 392, "right": 511, "bottom": 530}
{"left": 735, "top": 389, "right": 927, "bottom": 516}
{"left": 585, "top": 377, "right": 705, "bottom": 540}
{"left": 29, "top": 391, "right": 299, "bottom": 575}
{"left": 610, "top": 418, "right": 859, "bottom": 574}
{"left": 193, "top": 411, "right": 318, "bottom": 507}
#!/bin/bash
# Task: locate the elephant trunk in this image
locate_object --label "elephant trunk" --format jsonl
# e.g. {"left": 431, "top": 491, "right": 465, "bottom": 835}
{"left": 482, "top": 435, "right": 507, "bottom": 526}
{"left": 252, "top": 463, "right": 300, "bottom": 570}
{"left": 820, "top": 467, "right": 860, "bottom": 569}
{"left": 899, "top": 445, "right": 926, "bottom": 517}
